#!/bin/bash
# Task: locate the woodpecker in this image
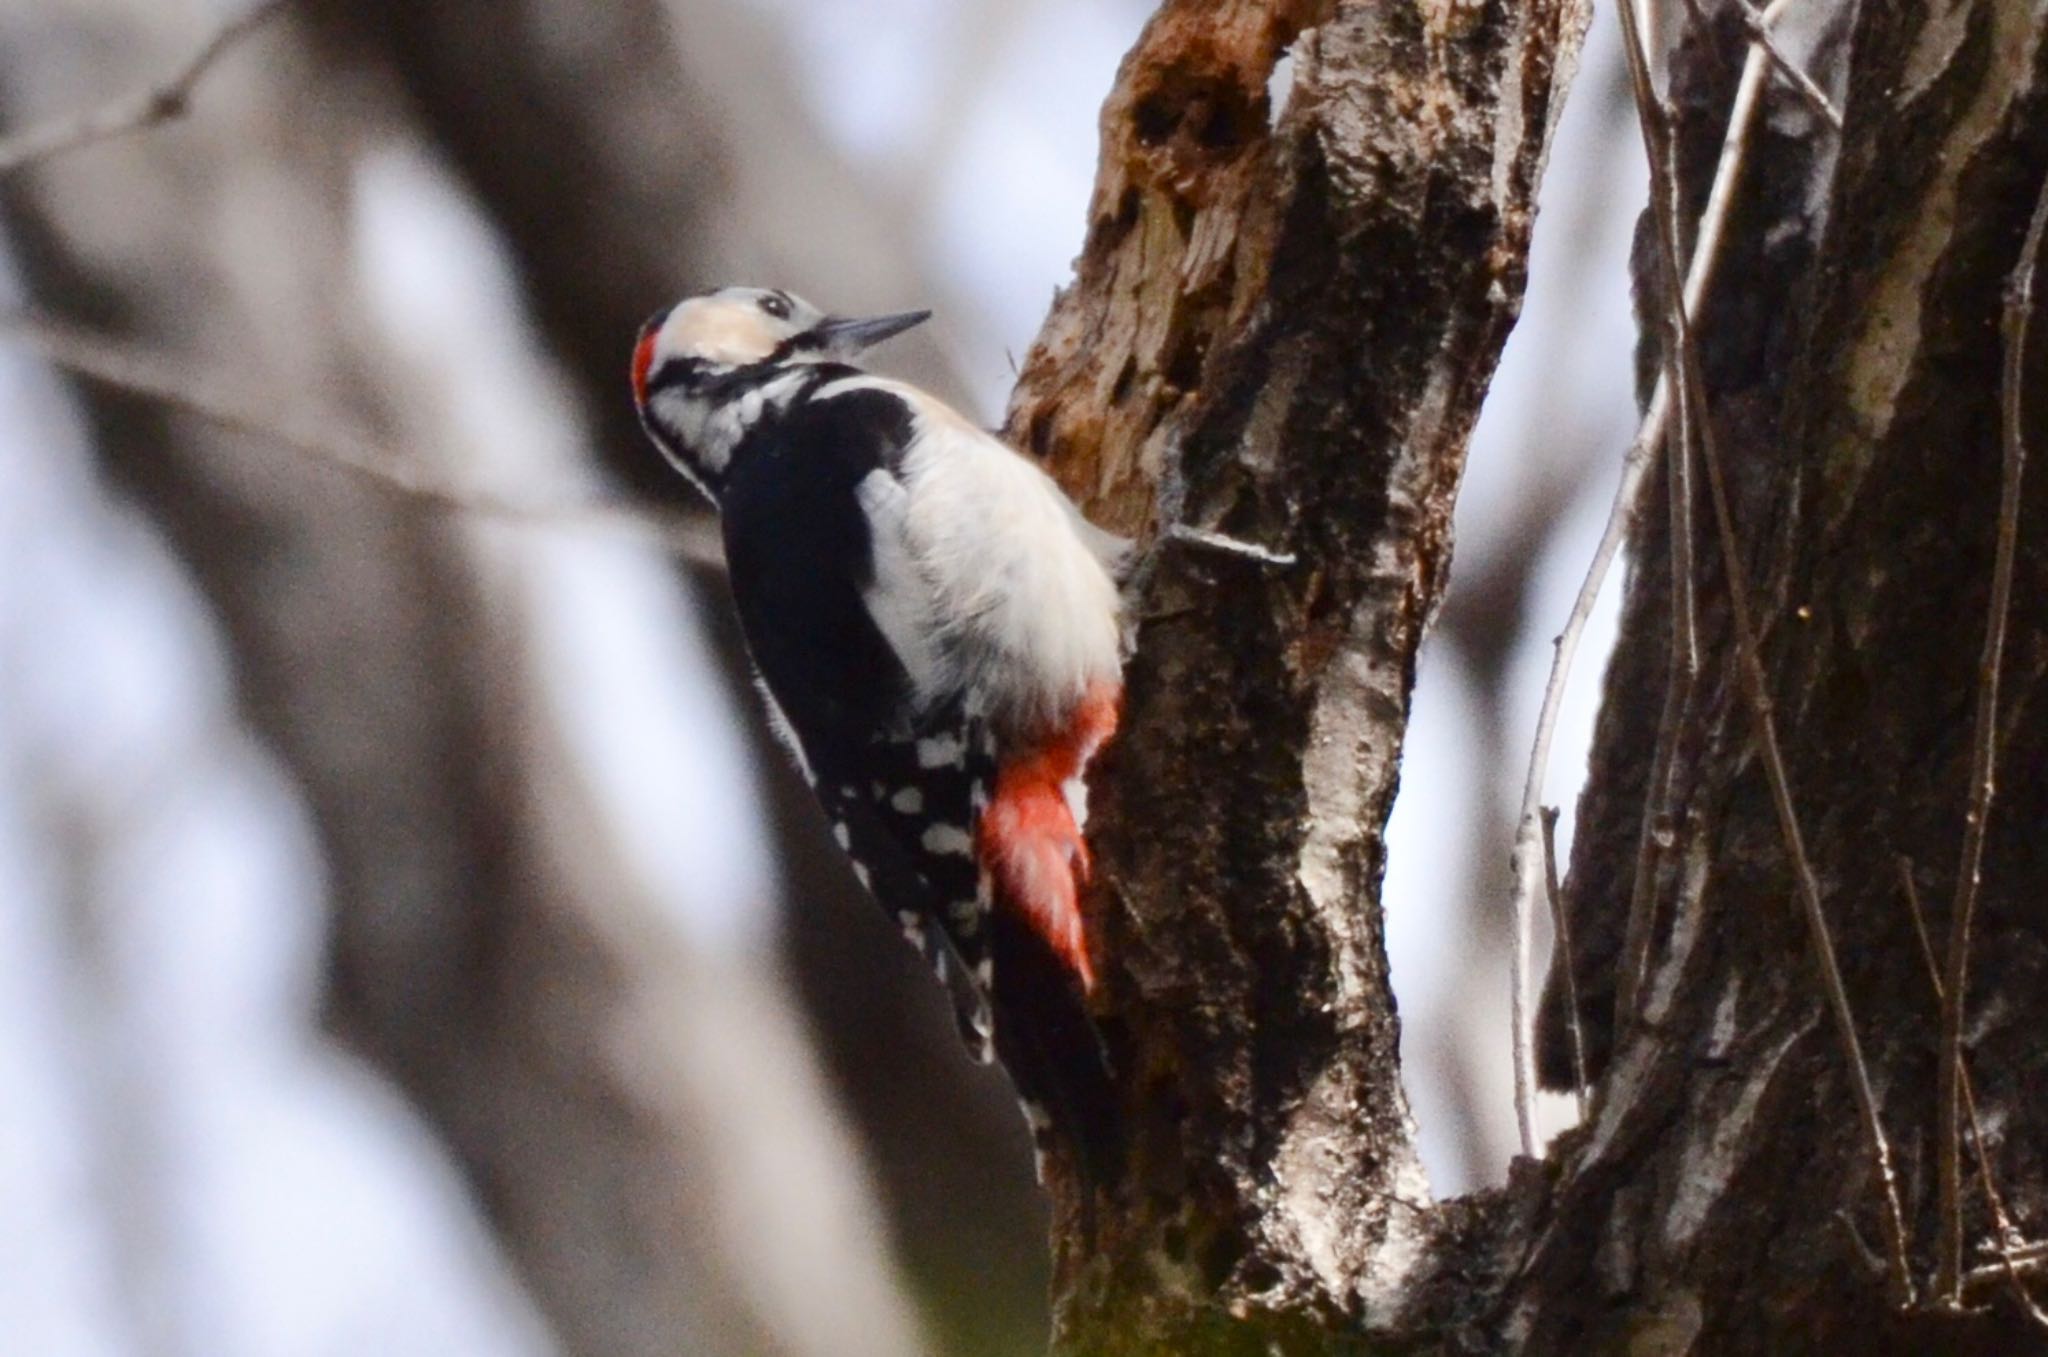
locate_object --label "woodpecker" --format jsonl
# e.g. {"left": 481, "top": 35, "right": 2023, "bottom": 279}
{"left": 632, "top": 286, "right": 1126, "bottom": 1179}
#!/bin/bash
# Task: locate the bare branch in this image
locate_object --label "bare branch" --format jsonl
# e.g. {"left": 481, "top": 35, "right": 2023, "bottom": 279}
{"left": 0, "top": 312, "right": 722, "bottom": 566}
{"left": 1900, "top": 860, "right": 2048, "bottom": 1325}
{"left": 1509, "top": 811, "right": 1544, "bottom": 1155}
{"left": 1937, "top": 163, "right": 2048, "bottom": 1304}
{"left": 1614, "top": 0, "right": 1914, "bottom": 1305}
{"left": 1732, "top": 0, "right": 1843, "bottom": 130}
{"left": 0, "top": 1, "right": 292, "bottom": 176}
{"left": 1509, "top": 0, "right": 1808, "bottom": 1120}
{"left": 1965, "top": 1240, "right": 2048, "bottom": 1299}
{"left": 1161, "top": 523, "right": 1299, "bottom": 568}
{"left": 1618, "top": 88, "right": 1706, "bottom": 1032}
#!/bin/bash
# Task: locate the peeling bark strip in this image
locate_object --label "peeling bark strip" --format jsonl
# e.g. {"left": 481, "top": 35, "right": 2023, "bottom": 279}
{"left": 1004, "top": 1, "right": 1586, "bottom": 1348}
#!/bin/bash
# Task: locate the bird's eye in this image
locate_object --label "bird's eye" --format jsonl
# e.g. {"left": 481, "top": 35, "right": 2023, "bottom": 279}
{"left": 759, "top": 294, "right": 791, "bottom": 320}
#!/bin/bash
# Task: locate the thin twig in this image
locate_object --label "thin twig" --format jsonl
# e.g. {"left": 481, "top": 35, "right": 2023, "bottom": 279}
{"left": 1162, "top": 523, "right": 1298, "bottom": 567}
{"left": 1936, "top": 165, "right": 2048, "bottom": 1304}
{"left": 0, "top": 312, "right": 722, "bottom": 565}
{"left": 1899, "top": 859, "right": 2048, "bottom": 1324}
{"left": 1504, "top": 0, "right": 1806, "bottom": 1121}
{"left": 1903, "top": 859, "right": 2006, "bottom": 1234}
{"left": 1617, "top": 124, "right": 1708, "bottom": 1028}
{"left": 0, "top": 1, "right": 292, "bottom": 176}
{"left": 1539, "top": 806, "right": 1589, "bottom": 1117}
{"left": 1614, "top": 0, "right": 1914, "bottom": 1306}
{"left": 1508, "top": 812, "right": 1543, "bottom": 1155}
{"left": 1668, "top": 114, "right": 1923, "bottom": 1314}
{"left": 1965, "top": 1240, "right": 2048, "bottom": 1290}
{"left": 1896, "top": 857, "right": 1941, "bottom": 1003}
{"left": 1731, "top": 0, "right": 1843, "bottom": 129}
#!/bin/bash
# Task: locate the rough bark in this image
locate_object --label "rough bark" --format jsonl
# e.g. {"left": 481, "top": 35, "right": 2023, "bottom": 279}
{"left": 1005, "top": 0, "right": 1586, "bottom": 1347}
{"left": 1528, "top": 0, "right": 2048, "bottom": 1351}
{"left": 1017, "top": 0, "right": 2048, "bottom": 1351}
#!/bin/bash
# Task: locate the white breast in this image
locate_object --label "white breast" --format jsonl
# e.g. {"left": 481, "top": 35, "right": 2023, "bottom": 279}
{"left": 885, "top": 385, "right": 1125, "bottom": 734}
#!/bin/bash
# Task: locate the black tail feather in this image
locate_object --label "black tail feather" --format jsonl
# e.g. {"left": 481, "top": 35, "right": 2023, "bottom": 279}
{"left": 989, "top": 910, "right": 1123, "bottom": 1190}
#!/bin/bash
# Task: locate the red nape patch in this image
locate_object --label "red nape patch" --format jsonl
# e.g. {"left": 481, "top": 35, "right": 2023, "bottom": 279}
{"left": 631, "top": 326, "right": 660, "bottom": 407}
{"left": 977, "top": 683, "right": 1122, "bottom": 991}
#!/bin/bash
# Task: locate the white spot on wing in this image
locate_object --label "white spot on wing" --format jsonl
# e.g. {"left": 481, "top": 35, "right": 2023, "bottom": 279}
{"left": 921, "top": 823, "right": 973, "bottom": 857}
{"left": 916, "top": 732, "right": 965, "bottom": 768}
{"left": 889, "top": 786, "right": 924, "bottom": 814}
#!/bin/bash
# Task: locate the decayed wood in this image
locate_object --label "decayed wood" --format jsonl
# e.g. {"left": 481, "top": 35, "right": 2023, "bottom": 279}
{"left": 1005, "top": 0, "right": 1587, "bottom": 1347}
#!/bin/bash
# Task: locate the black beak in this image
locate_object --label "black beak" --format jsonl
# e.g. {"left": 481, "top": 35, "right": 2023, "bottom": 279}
{"left": 810, "top": 309, "right": 931, "bottom": 355}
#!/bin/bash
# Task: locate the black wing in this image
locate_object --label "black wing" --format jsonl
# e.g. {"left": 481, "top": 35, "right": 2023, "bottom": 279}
{"left": 719, "top": 391, "right": 995, "bottom": 1053}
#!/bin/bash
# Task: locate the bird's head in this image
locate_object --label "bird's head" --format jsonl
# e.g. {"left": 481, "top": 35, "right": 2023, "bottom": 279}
{"left": 633, "top": 286, "right": 929, "bottom": 501}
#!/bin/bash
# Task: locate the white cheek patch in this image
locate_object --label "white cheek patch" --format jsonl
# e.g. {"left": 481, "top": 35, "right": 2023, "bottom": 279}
{"left": 649, "top": 388, "right": 726, "bottom": 477}
{"left": 650, "top": 369, "right": 818, "bottom": 489}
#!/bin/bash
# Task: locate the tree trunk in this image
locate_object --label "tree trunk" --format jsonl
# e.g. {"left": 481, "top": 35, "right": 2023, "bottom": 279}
{"left": 1012, "top": 0, "right": 2048, "bottom": 1351}
{"left": 1006, "top": 0, "right": 1585, "bottom": 1346}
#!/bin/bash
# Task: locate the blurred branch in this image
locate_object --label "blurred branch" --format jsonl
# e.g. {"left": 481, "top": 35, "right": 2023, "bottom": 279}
{"left": 0, "top": 0, "right": 289, "bottom": 175}
{"left": 1, "top": 0, "right": 941, "bottom": 1341}
{"left": 0, "top": 311, "right": 724, "bottom": 566}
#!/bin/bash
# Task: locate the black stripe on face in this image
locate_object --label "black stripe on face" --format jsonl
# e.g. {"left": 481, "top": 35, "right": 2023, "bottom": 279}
{"left": 643, "top": 354, "right": 710, "bottom": 397}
